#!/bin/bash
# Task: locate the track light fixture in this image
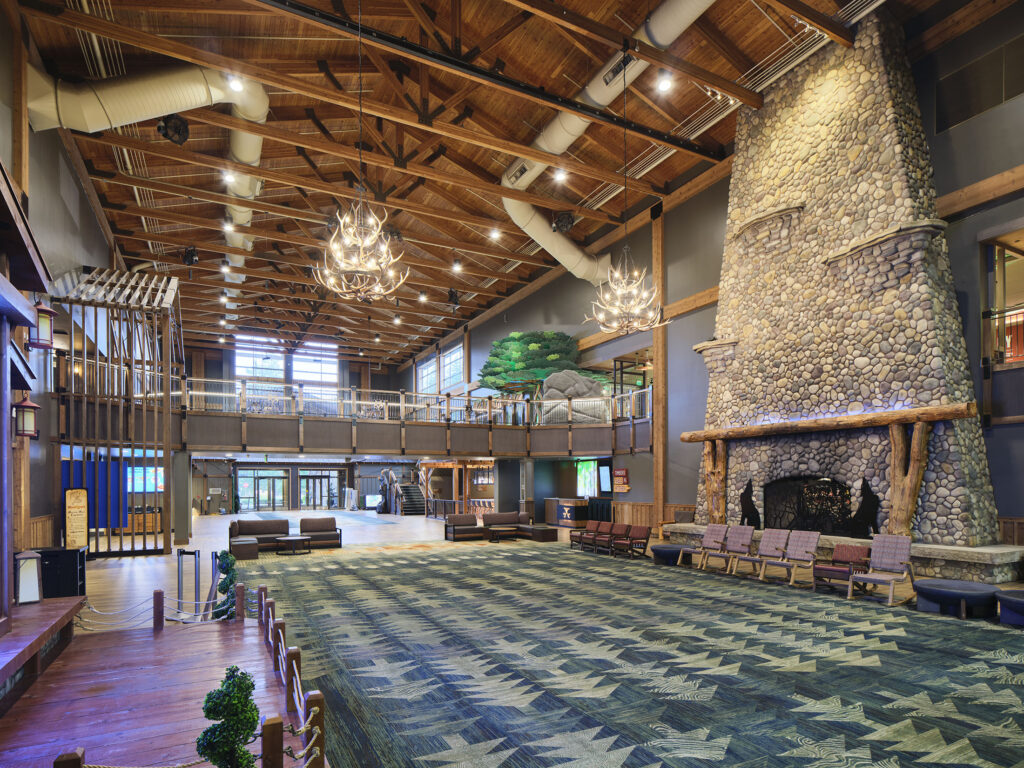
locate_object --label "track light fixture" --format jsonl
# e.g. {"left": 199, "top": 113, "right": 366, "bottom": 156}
{"left": 453, "top": 258, "right": 462, "bottom": 273}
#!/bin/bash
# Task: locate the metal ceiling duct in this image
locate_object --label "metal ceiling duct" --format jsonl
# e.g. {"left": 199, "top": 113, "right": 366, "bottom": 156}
{"left": 501, "top": 0, "right": 717, "bottom": 285}
{"left": 26, "top": 63, "right": 269, "bottom": 319}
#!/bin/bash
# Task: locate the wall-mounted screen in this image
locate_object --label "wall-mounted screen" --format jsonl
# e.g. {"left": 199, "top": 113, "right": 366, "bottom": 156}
{"left": 126, "top": 466, "right": 164, "bottom": 493}
{"left": 598, "top": 465, "right": 612, "bottom": 494}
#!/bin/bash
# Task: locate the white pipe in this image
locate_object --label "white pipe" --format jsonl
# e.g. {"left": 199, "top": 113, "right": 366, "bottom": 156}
{"left": 501, "top": 0, "right": 716, "bottom": 285}
{"left": 27, "top": 63, "right": 269, "bottom": 317}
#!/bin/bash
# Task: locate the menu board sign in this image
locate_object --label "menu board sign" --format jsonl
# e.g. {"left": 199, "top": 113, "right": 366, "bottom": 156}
{"left": 65, "top": 488, "right": 89, "bottom": 549}
{"left": 612, "top": 468, "right": 631, "bottom": 494}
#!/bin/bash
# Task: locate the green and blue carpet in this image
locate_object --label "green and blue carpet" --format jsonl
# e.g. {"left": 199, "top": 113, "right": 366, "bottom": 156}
{"left": 239, "top": 543, "right": 1024, "bottom": 767}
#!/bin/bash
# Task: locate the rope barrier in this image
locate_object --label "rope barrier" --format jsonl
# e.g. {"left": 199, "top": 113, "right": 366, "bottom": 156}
{"left": 284, "top": 740, "right": 320, "bottom": 762}
{"left": 164, "top": 596, "right": 220, "bottom": 607}
{"left": 82, "top": 597, "right": 152, "bottom": 615}
{"left": 283, "top": 707, "right": 319, "bottom": 737}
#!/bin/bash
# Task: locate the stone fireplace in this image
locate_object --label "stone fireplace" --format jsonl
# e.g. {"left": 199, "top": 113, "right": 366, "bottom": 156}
{"left": 692, "top": 12, "right": 998, "bottom": 547}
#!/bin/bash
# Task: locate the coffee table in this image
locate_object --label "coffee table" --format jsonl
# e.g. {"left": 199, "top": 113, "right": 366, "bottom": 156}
{"left": 276, "top": 535, "right": 312, "bottom": 556}
{"left": 488, "top": 526, "right": 518, "bottom": 543}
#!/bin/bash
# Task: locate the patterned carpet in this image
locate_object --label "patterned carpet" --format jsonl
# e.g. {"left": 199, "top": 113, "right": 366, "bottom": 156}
{"left": 238, "top": 543, "right": 1024, "bottom": 768}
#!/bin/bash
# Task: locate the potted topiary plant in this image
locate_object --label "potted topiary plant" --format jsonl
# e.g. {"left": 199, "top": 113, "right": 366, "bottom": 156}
{"left": 212, "top": 549, "right": 238, "bottom": 619}
{"left": 196, "top": 665, "right": 259, "bottom": 768}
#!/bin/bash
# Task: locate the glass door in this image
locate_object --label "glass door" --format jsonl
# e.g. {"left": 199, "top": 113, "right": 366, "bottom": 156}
{"left": 256, "top": 477, "right": 288, "bottom": 510}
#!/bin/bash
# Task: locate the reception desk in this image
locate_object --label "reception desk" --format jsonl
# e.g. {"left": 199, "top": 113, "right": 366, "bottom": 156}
{"left": 544, "top": 497, "right": 589, "bottom": 528}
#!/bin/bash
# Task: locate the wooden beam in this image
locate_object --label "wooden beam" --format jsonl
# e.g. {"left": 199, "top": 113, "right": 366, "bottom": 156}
{"left": 680, "top": 402, "right": 978, "bottom": 442}
{"left": 761, "top": 0, "right": 854, "bottom": 47}
{"left": 492, "top": 0, "right": 763, "bottom": 107}
{"left": 10, "top": 12, "right": 29, "bottom": 198}
{"left": 692, "top": 18, "right": 754, "bottom": 76}
{"left": 77, "top": 132, "right": 525, "bottom": 235}
{"left": 936, "top": 161, "right": 1024, "bottom": 219}
{"left": 907, "top": 0, "right": 1017, "bottom": 61}
{"left": 241, "top": 0, "right": 720, "bottom": 160}
{"left": 464, "top": 9, "right": 531, "bottom": 61}
{"left": 21, "top": 2, "right": 670, "bottom": 193}
{"left": 183, "top": 108, "right": 624, "bottom": 222}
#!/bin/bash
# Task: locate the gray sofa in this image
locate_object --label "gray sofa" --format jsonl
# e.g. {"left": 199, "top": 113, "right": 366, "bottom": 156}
{"left": 445, "top": 513, "right": 483, "bottom": 541}
{"left": 299, "top": 517, "right": 343, "bottom": 548}
{"left": 229, "top": 518, "right": 289, "bottom": 550}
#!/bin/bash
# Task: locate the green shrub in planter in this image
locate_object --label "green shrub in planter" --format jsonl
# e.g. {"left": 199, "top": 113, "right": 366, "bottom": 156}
{"left": 212, "top": 549, "right": 238, "bottom": 619}
{"left": 197, "top": 665, "right": 259, "bottom": 768}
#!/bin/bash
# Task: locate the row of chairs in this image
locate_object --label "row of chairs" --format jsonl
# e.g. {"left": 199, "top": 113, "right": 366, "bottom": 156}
{"left": 569, "top": 521, "right": 652, "bottom": 559}
{"left": 682, "top": 524, "right": 914, "bottom": 606}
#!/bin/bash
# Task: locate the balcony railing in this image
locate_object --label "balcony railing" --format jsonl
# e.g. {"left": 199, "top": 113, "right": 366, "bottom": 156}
{"left": 182, "top": 377, "right": 651, "bottom": 426}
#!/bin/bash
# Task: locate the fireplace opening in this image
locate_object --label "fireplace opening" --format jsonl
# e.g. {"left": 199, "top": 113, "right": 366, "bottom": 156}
{"left": 763, "top": 476, "right": 855, "bottom": 535}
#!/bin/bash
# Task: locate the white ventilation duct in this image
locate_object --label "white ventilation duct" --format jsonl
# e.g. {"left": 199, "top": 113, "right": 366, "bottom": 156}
{"left": 26, "top": 63, "right": 269, "bottom": 319}
{"left": 501, "top": 0, "right": 717, "bottom": 285}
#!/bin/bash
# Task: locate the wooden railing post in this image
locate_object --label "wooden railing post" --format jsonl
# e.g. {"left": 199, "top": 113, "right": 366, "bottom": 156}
{"left": 239, "top": 379, "right": 247, "bottom": 412}
{"left": 234, "top": 582, "right": 245, "bottom": 620}
{"left": 303, "top": 689, "right": 326, "bottom": 768}
{"left": 285, "top": 647, "right": 301, "bottom": 712}
{"left": 261, "top": 715, "right": 283, "bottom": 768}
{"left": 153, "top": 589, "right": 163, "bottom": 632}
{"left": 296, "top": 382, "right": 304, "bottom": 415}
{"left": 272, "top": 619, "right": 286, "bottom": 670}
{"left": 53, "top": 748, "right": 84, "bottom": 768}
{"left": 257, "top": 585, "right": 267, "bottom": 624}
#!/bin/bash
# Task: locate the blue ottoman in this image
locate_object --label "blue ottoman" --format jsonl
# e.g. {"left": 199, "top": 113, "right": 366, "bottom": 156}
{"left": 916, "top": 579, "right": 999, "bottom": 619}
{"left": 996, "top": 590, "right": 1024, "bottom": 627}
{"left": 650, "top": 544, "right": 689, "bottom": 566}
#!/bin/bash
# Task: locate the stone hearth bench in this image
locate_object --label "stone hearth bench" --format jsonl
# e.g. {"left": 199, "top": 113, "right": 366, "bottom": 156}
{"left": 663, "top": 523, "right": 1024, "bottom": 584}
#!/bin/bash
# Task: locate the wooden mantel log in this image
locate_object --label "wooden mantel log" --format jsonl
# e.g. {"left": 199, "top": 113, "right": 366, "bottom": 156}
{"left": 680, "top": 402, "right": 976, "bottom": 443}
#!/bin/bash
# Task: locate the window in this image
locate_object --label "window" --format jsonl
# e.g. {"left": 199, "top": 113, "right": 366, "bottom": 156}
{"left": 576, "top": 460, "right": 598, "bottom": 498}
{"left": 235, "top": 336, "right": 285, "bottom": 380}
{"left": 294, "top": 341, "right": 338, "bottom": 386}
{"left": 417, "top": 356, "right": 437, "bottom": 393}
{"left": 440, "top": 343, "right": 464, "bottom": 390}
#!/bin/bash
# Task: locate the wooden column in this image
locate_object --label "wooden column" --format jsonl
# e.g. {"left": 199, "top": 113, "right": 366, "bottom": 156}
{"left": 651, "top": 207, "right": 667, "bottom": 528}
{"left": 887, "top": 421, "right": 931, "bottom": 536}
{"left": 703, "top": 438, "right": 727, "bottom": 524}
{"left": 1, "top": 315, "right": 11, "bottom": 622}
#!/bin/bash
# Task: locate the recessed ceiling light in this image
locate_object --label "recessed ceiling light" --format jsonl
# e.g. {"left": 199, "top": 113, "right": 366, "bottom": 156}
{"left": 553, "top": 168, "right": 567, "bottom": 183}
{"left": 228, "top": 76, "right": 244, "bottom": 92}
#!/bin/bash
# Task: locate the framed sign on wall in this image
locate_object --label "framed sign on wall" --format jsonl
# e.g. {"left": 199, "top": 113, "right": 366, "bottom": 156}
{"left": 612, "top": 468, "right": 631, "bottom": 494}
{"left": 64, "top": 488, "right": 88, "bottom": 549}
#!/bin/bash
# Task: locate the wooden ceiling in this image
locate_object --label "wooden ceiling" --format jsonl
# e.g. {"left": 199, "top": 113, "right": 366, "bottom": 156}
{"left": 21, "top": 0, "right": 940, "bottom": 365}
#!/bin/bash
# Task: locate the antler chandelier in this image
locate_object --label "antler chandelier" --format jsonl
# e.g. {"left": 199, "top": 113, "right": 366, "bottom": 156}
{"left": 586, "top": 51, "right": 666, "bottom": 336}
{"left": 315, "top": 201, "right": 408, "bottom": 300}
{"left": 588, "top": 246, "right": 665, "bottom": 334}
{"left": 313, "top": 0, "right": 409, "bottom": 302}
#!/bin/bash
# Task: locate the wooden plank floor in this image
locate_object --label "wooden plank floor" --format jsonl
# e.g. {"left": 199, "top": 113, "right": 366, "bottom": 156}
{"left": 0, "top": 620, "right": 301, "bottom": 768}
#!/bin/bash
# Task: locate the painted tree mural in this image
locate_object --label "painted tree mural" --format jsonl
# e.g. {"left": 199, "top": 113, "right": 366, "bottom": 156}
{"left": 478, "top": 331, "right": 586, "bottom": 396}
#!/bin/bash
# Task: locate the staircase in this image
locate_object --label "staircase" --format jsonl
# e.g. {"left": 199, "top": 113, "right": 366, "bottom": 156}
{"left": 399, "top": 484, "right": 426, "bottom": 515}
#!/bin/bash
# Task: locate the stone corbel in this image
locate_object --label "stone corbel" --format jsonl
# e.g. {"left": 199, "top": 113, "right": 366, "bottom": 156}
{"left": 732, "top": 204, "right": 805, "bottom": 244}
{"left": 822, "top": 218, "right": 947, "bottom": 267}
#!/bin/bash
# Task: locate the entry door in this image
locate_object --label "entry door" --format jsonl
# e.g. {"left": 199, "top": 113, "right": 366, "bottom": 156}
{"left": 300, "top": 477, "right": 323, "bottom": 509}
{"left": 257, "top": 477, "right": 287, "bottom": 510}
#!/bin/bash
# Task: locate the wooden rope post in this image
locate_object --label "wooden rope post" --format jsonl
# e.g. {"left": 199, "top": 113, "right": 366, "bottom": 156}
{"left": 303, "top": 689, "right": 326, "bottom": 768}
{"left": 153, "top": 589, "right": 163, "bottom": 632}
{"left": 234, "top": 582, "right": 245, "bottom": 620}
{"left": 888, "top": 421, "right": 932, "bottom": 536}
{"left": 261, "top": 715, "right": 284, "bottom": 768}
{"left": 257, "top": 585, "right": 268, "bottom": 624}
{"left": 53, "top": 748, "right": 84, "bottom": 768}
{"left": 285, "top": 647, "right": 301, "bottom": 712}
{"left": 272, "top": 619, "right": 286, "bottom": 670}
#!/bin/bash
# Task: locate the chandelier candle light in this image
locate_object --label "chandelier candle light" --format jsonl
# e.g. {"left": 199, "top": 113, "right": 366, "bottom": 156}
{"left": 586, "top": 51, "right": 666, "bottom": 336}
{"left": 313, "top": 0, "right": 409, "bottom": 302}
